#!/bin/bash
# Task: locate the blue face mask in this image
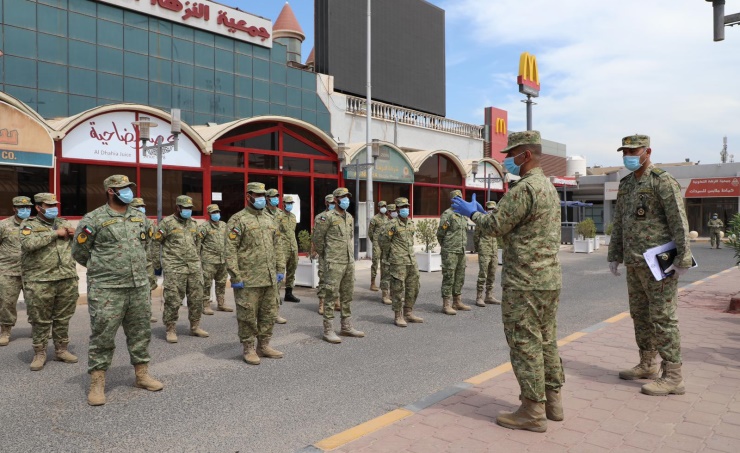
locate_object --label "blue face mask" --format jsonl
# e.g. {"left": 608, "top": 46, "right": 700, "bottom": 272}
{"left": 328, "top": 204, "right": 335, "bottom": 210}
{"left": 116, "top": 187, "right": 134, "bottom": 204}
{"left": 285, "top": 204, "right": 293, "bottom": 212}
{"left": 269, "top": 197, "right": 279, "bottom": 207}
{"left": 16, "top": 208, "right": 31, "bottom": 219}
{"left": 252, "top": 196, "right": 266, "bottom": 210}
{"left": 380, "top": 207, "right": 387, "bottom": 214}
{"left": 399, "top": 208, "right": 410, "bottom": 218}
{"left": 339, "top": 198, "right": 350, "bottom": 210}
{"left": 180, "top": 208, "right": 192, "bottom": 219}
{"left": 623, "top": 151, "right": 645, "bottom": 172}
{"left": 503, "top": 152, "right": 525, "bottom": 176}
{"left": 43, "top": 207, "right": 59, "bottom": 220}
{"left": 210, "top": 213, "right": 221, "bottom": 222}
{"left": 136, "top": 207, "right": 146, "bottom": 214}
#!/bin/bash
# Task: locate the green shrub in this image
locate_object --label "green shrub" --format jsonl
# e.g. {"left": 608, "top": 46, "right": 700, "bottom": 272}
{"left": 297, "top": 230, "right": 312, "bottom": 253}
{"left": 576, "top": 218, "right": 596, "bottom": 239}
{"left": 605, "top": 222, "right": 614, "bottom": 236}
{"left": 726, "top": 213, "right": 740, "bottom": 266}
{"left": 416, "top": 219, "right": 439, "bottom": 253}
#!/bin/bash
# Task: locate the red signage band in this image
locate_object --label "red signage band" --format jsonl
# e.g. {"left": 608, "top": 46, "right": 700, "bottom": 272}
{"left": 684, "top": 177, "right": 740, "bottom": 198}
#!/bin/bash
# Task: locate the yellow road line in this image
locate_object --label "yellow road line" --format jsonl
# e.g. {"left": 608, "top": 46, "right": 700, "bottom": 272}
{"left": 604, "top": 312, "right": 630, "bottom": 323}
{"left": 465, "top": 363, "right": 513, "bottom": 385}
{"left": 314, "top": 409, "right": 414, "bottom": 451}
{"left": 557, "top": 331, "right": 587, "bottom": 347}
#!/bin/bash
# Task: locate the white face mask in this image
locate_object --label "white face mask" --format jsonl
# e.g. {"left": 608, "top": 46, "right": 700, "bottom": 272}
{"left": 390, "top": 211, "right": 398, "bottom": 218}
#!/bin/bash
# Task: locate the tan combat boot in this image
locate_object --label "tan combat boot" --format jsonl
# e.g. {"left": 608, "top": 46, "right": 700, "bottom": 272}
{"left": 0, "top": 325, "right": 11, "bottom": 346}
{"left": 134, "top": 364, "right": 164, "bottom": 391}
{"left": 394, "top": 310, "right": 407, "bottom": 327}
{"left": 334, "top": 298, "right": 341, "bottom": 311}
{"left": 485, "top": 289, "right": 501, "bottom": 305}
{"left": 496, "top": 396, "right": 547, "bottom": 433}
{"left": 318, "top": 298, "right": 325, "bottom": 315}
{"left": 370, "top": 277, "right": 379, "bottom": 292}
{"left": 150, "top": 315, "right": 158, "bottom": 323}
{"left": 619, "top": 350, "right": 659, "bottom": 380}
{"left": 404, "top": 307, "right": 424, "bottom": 323}
{"left": 203, "top": 300, "right": 214, "bottom": 316}
{"left": 452, "top": 295, "right": 471, "bottom": 311}
{"left": 190, "top": 320, "right": 209, "bottom": 337}
{"left": 275, "top": 306, "right": 287, "bottom": 325}
{"left": 340, "top": 317, "right": 365, "bottom": 337}
{"left": 30, "top": 344, "right": 47, "bottom": 371}
{"left": 442, "top": 297, "right": 456, "bottom": 315}
{"left": 381, "top": 289, "right": 392, "bottom": 305}
{"left": 216, "top": 296, "right": 233, "bottom": 312}
{"left": 165, "top": 323, "right": 178, "bottom": 343}
{"left": 257, "top": 336, "right": 284, "bottom": 359}
{"left": 545, "top": 388, "right": 564, "bottom": 421}
{"left": 641, "top": 361, "right": 686, "bottom": 396}
{"left": 322, "top": 319, "right": 342, "bottom": 344}
{"left": 88, "top": 370, "right": 106, "bottom": 406}
{"left": 243, "top": 341, "right": 260, "bottom": 365}
{"left": 54, "top": 341, "right": 79, "bottom": 363}
{"left": 475, "top": 290, "right": 486, "bottom": 307}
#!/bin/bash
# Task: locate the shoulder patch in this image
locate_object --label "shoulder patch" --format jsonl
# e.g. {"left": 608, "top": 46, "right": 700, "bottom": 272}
{"left": 21, "top": 226, "right": 32, "bottom": 236}
{"left": 83, "top": 226, "right": 93, "bottom": 235}
{"left": 319, "top": 216, "right": 327, "bottom": 222}
{"left": 77, "top": 233, "right": 88, "bottom": 244}
{"left": 651, "top": 167, "right": 666, "bottom": 176}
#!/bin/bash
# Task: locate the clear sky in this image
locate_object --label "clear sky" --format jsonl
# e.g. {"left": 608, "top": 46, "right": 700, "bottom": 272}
{"left": 236, "top": 0, "right": 739, "bottom": 167}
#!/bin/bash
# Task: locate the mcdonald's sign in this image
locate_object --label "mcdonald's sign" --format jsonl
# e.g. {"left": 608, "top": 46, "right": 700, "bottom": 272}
{"left": 495, "top": 118, "right": 507, "bottom": 135}
{"left": 517, "top": 52, "right": 540, "bottom": 97}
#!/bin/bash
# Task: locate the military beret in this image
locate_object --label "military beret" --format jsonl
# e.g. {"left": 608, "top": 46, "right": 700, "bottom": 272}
{"left": 34, "top": 193, "right": 59, "bottom": 205}
{"left": 486, "top": 201, "right": 497, "bottom": 209}
{"left": 386, "top": 204, "right": 396, "bottom": 211}
{"left": 502, "top": 130, "right": 542, "bottom": 154}
{"left": 266, "top": 188, "right": 279, "bottom": 197}
{"left": 449, "top": 190, "right": 462, "bottom": 199}
{"left": 377, "top": 201, "right": 387, "bottom": 207}
{"left": 333, "top": 187, "right": 352, "bottom": 198}
{"left": 618, "top": 134, "right": 650, "bottom": 151}
{"left": 104, "top": 174, "right": 136, "bottom": 190}
{"left": 247, "top": 182, "right": 266, "bottom": 194}
{"left": 283, "top": 195, "right": 295, "bottom": 203}
{"left": 130, "top": 197, "right": 146, "bottom": 207}
{"left": 12, "top": 196, "right": 33, "bottom": 207}
{"left": 395, "top": 197, "right": 409, "bottom": 207}
{"left": 176, "top": 195, "right": 194, "bottom": 207}
{"left": 206, "top": 204, "right": 220, "bottom": 213}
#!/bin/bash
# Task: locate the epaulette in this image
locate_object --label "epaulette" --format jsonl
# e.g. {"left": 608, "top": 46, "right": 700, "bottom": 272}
{"left": 619, "top": 173, "right": 631, "bottom": 182}
{"left": 651, "top": 167, "right": 667, "bottom": 177}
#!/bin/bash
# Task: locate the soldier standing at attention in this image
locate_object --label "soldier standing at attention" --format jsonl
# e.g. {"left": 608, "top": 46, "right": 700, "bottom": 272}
{"left": 379, "top": 204, "right": 396, "bottom": 305}
{"left": 0, "top": 196, "right": 33, "bottom": 346}
{"left": 707, "top": 213, "right": 724, "bottom": 249}
{"left": 225, "top": 182, "right": 286, "bottom": 365}
{"left": 312, "top": 194, "right": 336, "bottom": 314}
{"left": 265, "top": 188, "right": 287, "bottom": 324}
{"left": 312, "top": 188, "right": 364, "bottom": 343}
{"left": 154, "top": 195, "right": 209, "bottom": 343}
{"left": 20, "top": 193, "right": 79, "bottom": 371}
{"left": 380, "top": 198, "right": 423, "bottom": 327}
{"left": 280, "top": 195, "right": 300, "bottom": 303}
{"left": 367, "top": 200, "right": 387, "bottom": 292}
{"left": 453, "top": 131, "right": 565, "bottom": 432}
{"left": 608, "top": 134, "right": 691, "bottom": 397}
{"left": 72, "top": 175, "right": 163, "bottom": 406}
{"left": 130, "top": 198, "right": 160, "bottom": 323}
{"left": 198, "top": 204, "right": 233, "bottom": 315}
{"left": 474, "top": 200, "right": 502, "bottom": 307}
{"left": 437, "top": 190, "right": 471, "bottom": 315}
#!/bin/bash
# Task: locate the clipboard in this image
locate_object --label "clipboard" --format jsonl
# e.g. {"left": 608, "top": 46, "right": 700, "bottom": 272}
{"left": 643, "top": 241, "right": 697, "bottom": 281}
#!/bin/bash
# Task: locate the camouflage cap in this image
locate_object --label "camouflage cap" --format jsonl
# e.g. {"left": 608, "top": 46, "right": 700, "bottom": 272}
{"left": 12, "top": 196, "right": 33, "bottom": 207}
{"left": 103, "top": 174, "right": 136, "bottom": 190}
{"left": 266, "top": 188, "right": 279, "bottom": 197}
{"left": 449, "top": 190, "right": 462, "bottom": 199}
{"left": 333, "top": 187, "right": 352, "bottom": 198}
{"left": 618, "top": 134, "right": 650, "bottom": 151}
{"left": 247, "top": 182, "right": 266, "bottom": 194}
{"left": 378, "top": 201, "right": 387, "bottom": 207}
{"left": 176, "top": 195, "right": 194, "bottom": 207}
{"left": 34, "top": 193, "right": 59, "bottom": 205}
{"left": 713, "top": 212, "right": 718, "bottom": 216}
{"left": 386, "top": 204, "right": 396, "bottom": 211}
{"left": 395, "top": 197, "right": 410, "bottom": 207}
{"left": 283, "top": 195, "right": 295, "bottom": 203}
{"left": 324, "top": 194, "right": 335, "bottom": 202}
{"left": 486, "top": 201, "right": 497, "bottom": 209}
{"left": 501, "top": 130, "right": 542, "bottom": 154}
{"left": 206, "top": 204, "right": 220, "bottom": 213}
{"left": 130, "top": 197, "right": 146, "bottom": 207}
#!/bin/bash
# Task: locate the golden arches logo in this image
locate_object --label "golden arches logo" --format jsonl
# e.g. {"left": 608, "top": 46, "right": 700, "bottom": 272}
{"left": 517, "top": 52, "right": 540, "bottom": 96}
{"left": 495, "top": 118, "right": 507, "bottom": 135}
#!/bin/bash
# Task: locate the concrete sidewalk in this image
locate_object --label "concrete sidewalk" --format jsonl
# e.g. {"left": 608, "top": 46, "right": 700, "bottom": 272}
{"left": 307, "top": 267, "right": 740, "bottom": 453}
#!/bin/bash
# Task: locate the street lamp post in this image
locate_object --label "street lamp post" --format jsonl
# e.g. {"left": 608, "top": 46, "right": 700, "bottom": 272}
{"left": 470, "top": 160, "right": 502, "bottom": 203}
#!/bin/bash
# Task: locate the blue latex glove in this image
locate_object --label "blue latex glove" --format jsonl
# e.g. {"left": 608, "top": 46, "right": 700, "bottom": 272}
{"left": 154, "top": 268, "right": 162, "bottom": 276}
{"left": 231, "top": 282, "right": 244, "bottom": 289}
{"left": 277, "top": 273, "right": 285, "bottom": 283}
{"left": 451, "top": 193, "right": 486, "bottom": 218}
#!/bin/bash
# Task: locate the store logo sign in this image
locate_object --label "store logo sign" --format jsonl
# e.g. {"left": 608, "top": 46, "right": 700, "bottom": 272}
{"left": 495, "top": 118, "right": 507, "bottom": 135}
{"left": 517, "top": 52, "right": 541, "bottom": 97}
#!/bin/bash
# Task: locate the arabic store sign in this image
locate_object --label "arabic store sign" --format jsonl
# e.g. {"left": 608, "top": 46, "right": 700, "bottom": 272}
{"left": 62, "top": 111, "right": 202, "bottom": 168}
{"left": 685, "top": 177, "right": 740, "bottom": 198}
{"left": 343, "top": 146, "right": 414, "bottom": 184}
{"left": 97, "top": 0, "right": 272, "bottom": 48}
{"left": 0, "top": 102, "right": 55, "bottom": 168}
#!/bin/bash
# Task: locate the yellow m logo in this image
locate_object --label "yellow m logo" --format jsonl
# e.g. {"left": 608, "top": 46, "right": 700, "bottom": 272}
{"left": 495, "top": 118, "right": 507, "bottom": 135}
{"left": 518, "top": 52, "right": 539, "bottom": 85}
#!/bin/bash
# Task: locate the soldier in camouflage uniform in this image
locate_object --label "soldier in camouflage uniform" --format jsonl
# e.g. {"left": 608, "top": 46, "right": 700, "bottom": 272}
{"left": 474, "top": 200, "right": 502, "bottom": 307}
{"left": 280, "top": 195, "right": 300, "bottom": 303}
{"left": 0, "top": 196, "right": 33, "bottom": 346}
{"left": 608, "top": 134, "right": 692, "bottom": 397}
{"left": 707, "top": 213, "right": 724, "bottom": 249}
{"left": 312, "top": 194, "right": 336, "bottom": 314}
{"left": 225, "top": 182, "right": 286, "bottom": 365}
{"left": 312, "top": 188, "right": 365, "bottom": 343}
{"left": 367, "top": 200, "right": 388, "bottom": 292}
{"left": 380, "top": 198, "right": 423, "bottom": 327}
{"left": 72, "top": 175, "right": 163, "bottom": 406}
{"left": 379, "top": 204, "right": 396, "bottom": 305}
{"left": 264, "top": 188, "right": 288, "bottom": 324}
{"left": 437, "top": 190, "right": 472, "bottom": 315}
{"left": 20, "top": 193, "right": 79, "bottom": 371}
{"left": 198, "top": 204, "right": 233, "bottom": 315}
{"left": 154, "top": 195, "right": 209, "bottom": 343}
{"left": 453, "top": 131, "right": 564, "bottom": 432}
{"left": 130, "top": 197, "right": 161, "bottom": 323}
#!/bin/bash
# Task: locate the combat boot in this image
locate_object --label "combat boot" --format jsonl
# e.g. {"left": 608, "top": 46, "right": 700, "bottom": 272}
{"left": 370, "top": 277, "right": 379, "bottom": 292}
{"left": 87, "top": 370, "right": 106, "bottom": 406}
{"left": 475, "top": 290, "right": 486, "bottom": 307}
{"left": 442, "top": 297, "right": 456, "bottom": 315}
{"left": 452, "top": 295, "right": 471, "bottom": 311}
{"left": 485, "top": 289, "right": 501, "bottom": 305}
{"left": 165, "top": 323, "right": 178, "bottom": 343}
{"left": 394, "top": 310, "right": 407, "bottom": 327}
{"left": 275, "top": 306, "right": 287, "bottom": 325}
{"left": 404, "top": 307, "right": 424, "bottom": 323}
{"left": 30, "top": 344, "right": 47, "bottom": 371}
{"left": 216, "top": 295, "right": 233, "bottom": 312}
{"left": 340, "top": 317, "right": 365, "bottom": 337}
{"left": 54, "top": 341, "right": 79, "bottom": 363}
{"left": 134, "top": 364, "right": 164, "bottom": 391}
{"left": 284, "top": 287, "right": 300, "bottom": 303}
{"left": 322, "top": 319, "right": 342, "bottom": 344}
{"left": 257, "top": 336, "right": 284, "bottom": 359}
{"left": 381, "top": 289, "right": 392, "bottom": 305}
{"left": 496, "top": 396, "right": 547, "bottom": 433}
{"left": 150, "top": 315, "right": 158, "bottom": 323}
{"left": 203, "top": 300, "right": 214, "bottom": 315}
{"left": 334, "top": 298, "right": 341, "bottom": 311}
{"left": 243, "top": 341, "right": 260, "bottom": 365}
{"left": 0, "top": 325, "right": 11, "bottom": 346}
{"left": 641, "top": 361, "right": 686, "bottom": 396}
{"left": 545, "top": 388, "right": 564, "bottom": 421}
{"left": 619, "top": 350, "right": 659, "bottom": 380}
{"left": 318, "top": 298, "right": 325, "bottom": 315}
{"left": 190, "top": 321, "right": 209, "bottom": 337}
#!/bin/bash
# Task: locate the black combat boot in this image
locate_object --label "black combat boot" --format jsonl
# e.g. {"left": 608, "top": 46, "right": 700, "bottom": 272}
{"left": 284, "top": 287, "right": 300, "bottom": 303}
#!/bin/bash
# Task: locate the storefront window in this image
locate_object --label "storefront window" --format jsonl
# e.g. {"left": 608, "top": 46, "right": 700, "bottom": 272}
{"left": 211, "top": 150, "right": 244, "bottom": 168}
{"left": 59, "top": 163, "right": 137, "bottom": 216}
{"left": 283, "top": 157, "right": 310, "bottom": 173}
{"left": 248, "top": 153, "right": 278, "bottom": 170}
{"left": 140, "top": 168, "right": 204, "bottom": 216}
{"left": 413, "top": 186, "right": 439, "bottom": 216}
{"left": 0, "top": 166, "right": 52, "bottom": 217}
{"left": 413, "top": 154, "right": 464, "bottom": 216}
{"left": 314, "top": 160, "right": 338, "bottom": 174}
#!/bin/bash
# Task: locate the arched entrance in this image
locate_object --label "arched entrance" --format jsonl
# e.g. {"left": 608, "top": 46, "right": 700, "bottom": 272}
{"left": 407, "top": 150, "right": 466, "bottom": 217}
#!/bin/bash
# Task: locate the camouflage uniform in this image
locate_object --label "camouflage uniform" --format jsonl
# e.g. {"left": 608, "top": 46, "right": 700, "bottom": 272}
{"left": 20, "top": 194, "right": 79, "bottom": 355}
{"left": 367, "top": 201, "right": 388, "bottom": 285}
{"left": 380, "top": 199, "right": 420, "bottom": 315}
{"left": 278, "top": 196, "right": 299, "bottom": 291}
{"left": 470, "top": 132, "right": 564, "bottom": 405}
{"left": 438, "top": 190, "right": 471, "bottom": 312}
{"left": 707, "top": 216, "right": 724, "bottom": 249}
{"left": 0, "top": 197, "right": 32, "bottom": 340}
{"left": 130, "top": 198, "right": 160, "bottom": 323}
{"left": 313, "top": 194, "right": 335, "bottom": 304}
{"left": 379, "top": 204, "right": 396, "bottom": 304}
{"left": 264, "top": 189, "right": 287, "bottom": 323}
{"left": 475, "top": 201, "right": 499, "bottom": 303}
{"left": 199, "top": 204, "right": 228, "bottom": 312}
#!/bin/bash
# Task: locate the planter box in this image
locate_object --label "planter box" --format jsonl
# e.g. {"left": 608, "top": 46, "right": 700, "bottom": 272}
{"left": 592, "top": 237, "right": 600, "bottom": 250}
{"left": 295, "top": 258, "right": 319, "bottom": 288}
{"left": 416, "top": 252, "right": 442, "bottom": 273}
{"left": 573, "top": 239, "right": 594, "bottom": 254}
{"left": 602, "top": 235, "right": 611, "bottom": 246}
{"left": 498, "top": 249, "right": 503, "bottom": 265}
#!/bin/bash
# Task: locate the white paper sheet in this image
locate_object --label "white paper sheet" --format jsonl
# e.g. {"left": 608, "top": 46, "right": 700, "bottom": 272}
{"left": 643, "top": 241, "right": 697, "bottom": 281}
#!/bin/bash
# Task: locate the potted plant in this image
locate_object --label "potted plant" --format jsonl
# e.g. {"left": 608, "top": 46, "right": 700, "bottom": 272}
{"left": 295, "top": 230, "right": 320, "bottom": 288}
{"left": 603, "top": 222, "right": 613, "bottom": 246}
{"left": 726, "top": 213, "right": 740, "bottom": 267}
{"left": 415, "top": 219, "right": 442, "bottom": 272}
{"left": 574, "top": 219, "right": 596, "bottom": 253}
